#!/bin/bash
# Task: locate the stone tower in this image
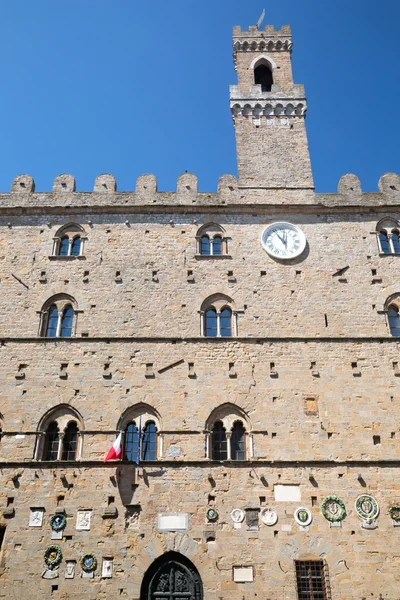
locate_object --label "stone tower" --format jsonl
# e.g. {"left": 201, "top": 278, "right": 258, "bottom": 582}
{"left": 231, "top": 25, "right": 314, "bottom": 189}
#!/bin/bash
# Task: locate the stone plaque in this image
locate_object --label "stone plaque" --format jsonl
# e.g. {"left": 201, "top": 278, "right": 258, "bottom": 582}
{"left": 233, "top": 566, "right": 254, "bottom": 583}
{"left": 29, "top": 507, "right": 44, "bottom": 527}
{"left": 51, "top": 529, "right": 63, "bottom": 540}
{"left": 65, "top": 561, "right": 76, "bottom": 579}
{"left": 245, "top": 508, "right": 259, "bottom": 530}
{"left": 261, "top": 508, "right": 278, "bottom": 526}
{"left": 102, "top": 558, "right": 113, "bottom": 578}
{"left": 274, "top": 485, "right": 301, "bottom": 502}
{"left": 157, "top": 513, "right": 189, "bottom": 532}
{"left": 231, "top": 509, "right": 245, "bottom": 524}
{"left": 125, "top": 505, "right": 141, "bottom": 530}
{"left": 42, "top": 569, "right": 59, "bottom": 580}
{"left": 76, "top": 510, "right": 92, "bottom": 531}
{"left": 82, "top": 570, "right": 94, "bottom": 578}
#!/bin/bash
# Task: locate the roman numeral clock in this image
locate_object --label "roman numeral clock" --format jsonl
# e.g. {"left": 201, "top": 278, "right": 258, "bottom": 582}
{"left": 261, "top": 222, "right": 306, "bottom": 260}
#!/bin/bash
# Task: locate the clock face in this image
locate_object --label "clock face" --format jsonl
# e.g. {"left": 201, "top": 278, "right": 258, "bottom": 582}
{"left": 261, "top": 222, "right": 306, "bottom": 259}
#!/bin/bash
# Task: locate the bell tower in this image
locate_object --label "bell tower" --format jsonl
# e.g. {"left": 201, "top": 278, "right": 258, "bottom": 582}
{"left": 230, "top": 24, "right": 314, "bottom": 190}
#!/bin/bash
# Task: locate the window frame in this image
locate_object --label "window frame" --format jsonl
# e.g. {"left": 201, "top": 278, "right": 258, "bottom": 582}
{"left": 51, "top": 224, "right": 87, "bottom": 259}
{"left": 295, "top": 559, "right": 330, "bottom": 600}
{"left": 40, "top": 295, "right": 79, "bottom": 338}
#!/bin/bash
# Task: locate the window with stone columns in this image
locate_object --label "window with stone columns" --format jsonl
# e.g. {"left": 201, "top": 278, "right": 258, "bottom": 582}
{"left": 200, "top": 294, "right": 237, "bottom": 337}
{"left": 205, "top": 404, "right": 251, "bottom": 461}
{"left": 376, "top": 218, "right": 400, "bottom": 255}
{"left": 196, "top": 223, "right": 229, "bottom": 257}
{"left": 385, "top": 293, "right": 400, "bottom": 336}
{"left": 52, "top": 223, "right": 87, "bottom": 258}
{"left": 120, "top": 404, "right": 162, "bottom": 462}
{"left": 36, "top": 405, "right": 83, "bottom": 461}
{"left": 39, "top": 294, "right": 79, "bottom": 338}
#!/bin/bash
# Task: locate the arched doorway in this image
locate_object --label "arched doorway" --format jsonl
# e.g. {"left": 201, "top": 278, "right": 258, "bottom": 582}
{"left": 140, "top": 551, "right": 203, "bottom": 600}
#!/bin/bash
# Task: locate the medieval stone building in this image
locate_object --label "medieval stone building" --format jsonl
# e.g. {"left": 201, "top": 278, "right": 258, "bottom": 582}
{"left": 0, "top": 20, "right": 399, "bottom": 600}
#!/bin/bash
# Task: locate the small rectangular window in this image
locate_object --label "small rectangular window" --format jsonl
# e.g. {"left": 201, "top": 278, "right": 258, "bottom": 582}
{"left": 295, "top": 560, "right": 329, "bottom": 600}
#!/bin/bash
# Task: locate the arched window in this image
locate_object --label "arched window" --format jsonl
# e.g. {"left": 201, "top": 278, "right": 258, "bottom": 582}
{"left": 254, "top": 63, "right": 273, "bottom": 92}
{"left": 201, "top": 235, "right": 211, "bottom": 256}
{"left": 388, "top": 305, "right": 400, "bottom": 336}
{"left": 379, "top": 231, "right": 390, "bottom": 254}
{"left": 376, "top": 219, "right": 400, "bottom": 254}
{"left": 212, "top": 421, "right": 227, "bottom": 460}
{"left": 37, "top": 405, "right": 83, "bottom": 461}
{"left": 205, "top": 308, "right": 218, "bottom": 337}
{"left": 47, "top": 305, "right": 59, "bottom": 338}
{"left": 231, "top": 421, "right": 246, "bottom": 460}
{"left": 142, "top": 422, "right": 157, "bottom": 461}
{"left": 196, "top": 224, "right": 228, "bottom": 256}
{"left": 60, "top": 305, "right": 74, "bottom": 337}
{"left": 44, "top": 422, "right": 60, "bottom": 461}
{"left": 61, "top": 421, "right": 79, "bottom": 461}
{"left": 201, "top": 294, "right": 236, "bottom": 337}
{"left": 70, "top": 236, "right": 81, "bottom": 257}
{"left": 41, "top": 295, "right": 78, "bottom": 338}
{"left": 124, "top": 422, "right": 140, "bottom": 462}
{"left": 206, "top": 403, "right": 251, "bottom": 461}
{"left": 52, "top": 224, "right": 86, "bottom": 258}
{"left": 220, "top": 308, "right": 232, "bottom": 337}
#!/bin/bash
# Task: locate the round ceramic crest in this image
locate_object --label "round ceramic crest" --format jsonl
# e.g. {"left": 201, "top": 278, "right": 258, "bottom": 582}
{"left": 231, "top": 508, "right": 245, "bottom": 523}
{"left": 355, "top": 495, "right": 379, "bottom": 521}
{"left": 261, "top": 508, "right": 278, "bottom": 526}
{"left": 321, "top": 496, "right": 346, "bottom": 523}
{"left": 294, "top": 507, "right": 312, "bottom": 526}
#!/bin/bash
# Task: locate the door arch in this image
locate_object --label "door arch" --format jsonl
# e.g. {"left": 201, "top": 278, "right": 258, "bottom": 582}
{"left": 140, "top": 551, "right": 203, "bottom": 600}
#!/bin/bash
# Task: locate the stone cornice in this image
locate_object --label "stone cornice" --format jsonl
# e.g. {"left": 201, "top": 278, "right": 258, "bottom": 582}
{"left": 233, "top": 38, "right": 293, "bottom": 55}
{"left": 0, "top": 336, "right": 400, "bottom": 344}
{"left": 230, "top": 98, "right": 307, "bottom": 117}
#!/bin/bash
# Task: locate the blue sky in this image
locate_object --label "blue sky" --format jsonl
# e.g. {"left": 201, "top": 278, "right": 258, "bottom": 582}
{"left": 0, "top": 0, "right": 398, "bottom": 193}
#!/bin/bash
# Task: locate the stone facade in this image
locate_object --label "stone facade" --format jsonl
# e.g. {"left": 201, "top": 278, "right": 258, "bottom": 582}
{"left": 0, "top": 21, "right": 400, "bottom": 600}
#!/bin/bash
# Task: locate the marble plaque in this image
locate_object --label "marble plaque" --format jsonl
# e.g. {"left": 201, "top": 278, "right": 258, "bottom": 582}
{"left": 157, "top": 513, "right": 188, "bottom": 532}
{"left": 51, "top": 529, "right": 63, "bottom": 540}
{"left": 102, "top": 559, "right": 113, "bottom": 578}
{"left": 233, "top": 566, "right": 254, "bottom": 583}
{"left": 76, "top": 510, "right": 92, "bottom": 531}
{"left": 42, "top": 569, "right": 59, "bottom": 579}
{"left": 29, "top": 508, "right": 44, "bottom": 527}
{"left": 65, "top": 561, "right": 76, "bottom": 579}
{"left": 274, "top": 485, "right": 301, "bottom": 502}
{"left": 82, "top": 570, "right": 94, "bottom": 578}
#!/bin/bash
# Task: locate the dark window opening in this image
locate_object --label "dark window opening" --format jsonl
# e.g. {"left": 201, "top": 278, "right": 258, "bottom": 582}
{"left": 62, "top": 422, "right": 78, "bottom": 460}
{"left": 231, "top": 422, "right": 245, "bottom": 460}
{"left": 200, "top": 235, "right": 210, "bottom": 255}
{"left": 205, "top": 308, "right": 217, "bottom": 337}
{"left": 379, "top": 231, "right": 390, "bottom": 254}
{"left": 220, "top": 308, "right": 232, "bottom": 337}
{"left": 71, "top": 236, "right": 81, "bottom": 257}
{"left": 47, "top": 305, "right": 59, "bottom": 337}
{"left": 212, "top": 421, "right": 227, "bottom": 460}
{"left": 142, "top": 422, "right": 157, "bottom": 461}
{"left": 392, "top": 230, "right": 400, "bottom": 253}
{"left": 125, "top": 422, "right": 140, "bottom": 462}
{"left": 388, "top": 305, "right": 400, "bottom": 337}
{"left": 60, "top": 305, "right": 74, "bottom": 337}
{"left": 59, "top": 236, "right": 70, "bottom": 256}
{"left": 44, "top": 422, "right": 60, "bottom": 461}
{"left": 213, "top": 236, "right": 222, "bottom": 255}
{"left": 254, "top": 64, "right": 273, "bottom": 92}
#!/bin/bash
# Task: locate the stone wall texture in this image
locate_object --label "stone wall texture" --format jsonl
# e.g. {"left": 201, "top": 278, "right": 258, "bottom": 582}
{"left": 0, "top": 21, "right": 400, "bottom": 600}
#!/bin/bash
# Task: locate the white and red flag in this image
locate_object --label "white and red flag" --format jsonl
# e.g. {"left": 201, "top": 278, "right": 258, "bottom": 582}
{"left": 104, "top": 431, "right": 122, "bottom": 462}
